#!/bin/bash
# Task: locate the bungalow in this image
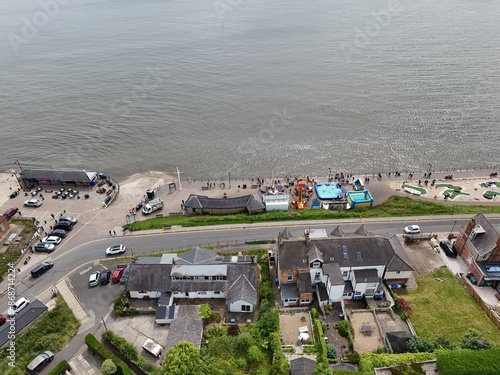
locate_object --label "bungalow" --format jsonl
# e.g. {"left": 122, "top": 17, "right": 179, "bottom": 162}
{"left": 454, "top": 213, "right": 500, "bottom": 292}
{"left": 183, "top": 194, "right": 265, "bottom": 215}
{"left": 276, "top": 226, "right": 414, "bottom": 307}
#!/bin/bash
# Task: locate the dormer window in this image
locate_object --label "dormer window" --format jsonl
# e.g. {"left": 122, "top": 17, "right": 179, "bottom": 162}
{"left": 312, "top": 261, "right": 320, "bottom": 268}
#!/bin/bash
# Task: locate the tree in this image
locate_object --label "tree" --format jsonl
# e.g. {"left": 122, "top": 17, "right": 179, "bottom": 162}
{"left": 407, "top": 336, "right": 434, "bottom": 353}
{"left": 162, "top": 341, "right": 202, "bottom": 375}
{"left": 198, "top": 304, "right": 212, "bottom": 321}
{"left": 100, "top": 359, "right": 117, "bottom": 375}
{"left": 247, "top": 345, "right": 262, "bottom": 366}
{"left": 460, "top": 328, "right": 492, "bottom": 350}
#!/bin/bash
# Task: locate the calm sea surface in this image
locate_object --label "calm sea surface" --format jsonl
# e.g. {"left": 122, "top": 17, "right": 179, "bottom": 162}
{"left": 1, "top": 0, "right": 499, "bottom": 180}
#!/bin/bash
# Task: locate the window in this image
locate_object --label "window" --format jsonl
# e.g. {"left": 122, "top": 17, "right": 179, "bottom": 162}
{"left": 287, "top": 274, "right": 293, "bottom": 281}
{"left": 396, "top": 271, "right": 401, "bottom": 274}
{"left": 355, "top": 291, "right": 361, "bottom": 296}
{"left": 241, "top": 305, "right": 251, "bottom": 312}
{"left": 300, "top": 299, "right": 310, "bottom": 303}
{"left": 312, "top": 262, "right": 320, "bottom": 268}
{"left": 315, "top": 272, "right": 321, "bottom": 280}
{"left": 342, "top": 271, "right": 348, "bottom": 277}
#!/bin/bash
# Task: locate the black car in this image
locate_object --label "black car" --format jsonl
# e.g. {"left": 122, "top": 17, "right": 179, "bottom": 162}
{"left": 9, "top": 190, "right": 19, "bottom": 199}
{"left": 57, "top": 219, "right": 75, "bottom": 228}
{"left": 439, "top": 240, "right": 458, "bottom": 258}
{"left": 31, "top": 261, "right": 54, "bottom": 278}
{"left": 53, "top": 222, "right": 73, "bottom": 231}
{"left": 100, "top": 270, "right": 111, "bottom": 285}
{"left": 47, "top": 229, "right": 67, "bottom": 238}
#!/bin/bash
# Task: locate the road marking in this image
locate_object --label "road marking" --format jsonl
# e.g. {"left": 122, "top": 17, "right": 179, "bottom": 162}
{"left": 79, "top": 266, "right": 92, "bottom": 275}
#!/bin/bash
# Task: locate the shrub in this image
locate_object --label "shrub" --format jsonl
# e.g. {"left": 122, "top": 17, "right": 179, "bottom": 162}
{"left": 101, "top": 358, "right": 118, "bottom": 375}
{"left": 460, "top": 328, "right": 492, "bottom": 350}
{"left": 394, "top": 297, "right": 412, "bottom": 320}
{"left": 113, "top": 292, "right": 139, "bottom": 317}
{"left": 346, "top": 351, "right": 361, "bottom": 364}
{"left": 198, "top": 304, "right": 212, "bottom": 321}
{"left": 437, "top": 347, "right": 500, "bottom": 375}
{"left": 337, "top": 320, "right": 350, "bottom": 337}
{"left": 407, "top": 336, "right": 434, "bottom": 353}
{"left": 227, "top": 324, "right": 240, "bottom": 336}
{"left": 48, "top": 360, "right": 71, "bottom": 375}
{"left": 84, "top": 334, "right": 133, "bottom": 375}
{"left": 327, "top": 345, "right": 337, "bottom": 359}
{"left": 210, "top": 311, "right": 222, "bottom": 323}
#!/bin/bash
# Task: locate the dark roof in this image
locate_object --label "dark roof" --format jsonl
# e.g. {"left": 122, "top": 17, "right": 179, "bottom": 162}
{"left": 280, "top": 283, "right": 299, "bottom": 299}
{"left": 278, "top": 235, "right": 413, "bottom": 273}
{"left": 330, "top": 226, "right": 345, "bottom": 237}
{"left": 354, "top": 268, "right": 379, "bottom": 283}
{"left": 126, "top": 263, "right": 172, "bottom": 293}
{"left": 0, "top": 299, "right": 47, "bottom": 347}
{"left": 291, "top": 357, "right": 316, "bottom": 375}
{"left": 476, "top": 261, "right": 500, "bottom": 281}
{"left": 158, "top": 292, "right": 172, "bottom": 306}
{"left": 386, "top": 331, "right": 413, "bottom": 353}
{"left": 317, "top": 282, "right": 329, "bottom": 302}
{"left": 297, "top": 272, "right": 313, "bottom": 293}
{"left": 184, "top": 194, "right": 265, "bottom": 213}
{"left": 323, "top": 263, "right": 344, "bottom": 285}
{"left": 281, "top": 228, "right": 293, "bottom": 240}
{"left": 470, "top": 213, "right": 499, "bottom": 256}
{"left": 165, "top": 316, "right": 204, "bottom": 352}
{"left": 20, "top": 169, "right": 95, "bottom": 182}
{"left": 226, "top": 275, "right": 257, "bottom": 305}
{"left": 177, "top": 247, "right": 217, "bottom": 265}
{"left": 155, "top": 305, "right": 177, "bottom": 320}
{"left": 308, "top": 245, "right": 323, "bottom": 263}
{"left": 354, "top": 224, "right": 369, "bottom": 236}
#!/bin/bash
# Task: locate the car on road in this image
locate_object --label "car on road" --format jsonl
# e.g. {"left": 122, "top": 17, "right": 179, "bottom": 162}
{"left": 439, "top": 240, "right": 458, "bottom": 257}
{"left": 9, "top": 190, "right": 19, "bottom": 199}
{"left": 89, "top": 271, "right": 100, "bottom": 287}
{"left": 404, "top": 225, "right": 421, "bottom": 234}
{"left": 60, "top": 214, "right": 78, "bottom": 224}
{"left": 47, "top": 229, "right": 67, "bottom": 238}
{"left": 7, "top": 297, "right": 30, "bottom": 317}
{"left": 112, "top": 265, "right": 126, "bottom": 283}
{"left": 41, "top": 236, "right": 62, "bottom": 245}
{"left": 31, "top": 261, "right": 54, "bottom": 278}
{"left": 34, "top": 242, "right": 55, "bottom": 253}
{"left": 24, "top": 199, "right": 42, "bottom": 207}
{"left": 106, "top": 244, "right": 126, "bottom": 256}
{"left": 26, "top": 350, "right": 54, "bottom": 374}
{"left": 100, "top": 270, "right": 111, "bottom": 285}
{"left": 0, "top": 314, "right": 6, "bottom": 326}
{"left": 3, "top": 207, "right": 19, "bottom": 219}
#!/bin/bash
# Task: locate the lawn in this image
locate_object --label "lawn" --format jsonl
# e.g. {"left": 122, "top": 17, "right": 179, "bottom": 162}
{"left": 0, "top": 296, "right": 80, "bottom": 374}
{"left": 401, "top": 267, "right": 500, "bottom": 346}
{"left": 125, "top": 195, "right": 500, "bottom": 231}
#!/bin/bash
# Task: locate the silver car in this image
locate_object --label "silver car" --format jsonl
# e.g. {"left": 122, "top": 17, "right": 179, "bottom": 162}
{"left": 24, "top": 199, "right": 42, "bottom": 207}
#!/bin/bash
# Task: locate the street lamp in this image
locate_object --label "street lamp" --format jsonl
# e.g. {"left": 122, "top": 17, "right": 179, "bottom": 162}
{"left": 228, "top": 172, "right": 231, "bottom": 189}
{"left": 14, "top": 159, "right": 23, "bottom": 171}
{"left": 428, "top": 163, "right": 432, "bottom": 176}
{"left": 328, "top": 168, "right": 331, "bottom": 182}
{"left": 448, "top": 220, "right": 457, "bottom": 240}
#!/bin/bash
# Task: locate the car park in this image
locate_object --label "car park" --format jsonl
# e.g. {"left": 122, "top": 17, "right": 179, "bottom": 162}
{"left": 41, "top": 236, "right": 62, "bottom": 245}
{"left": 404, "top": 225, "right": 421, "bottom": 234}
{"left": 53, "top": 222, "right": 73, "bottom": 231}
{"left": 34, "top": 242, "right": 55, "bottom": 253}
{"left": 47, "top": 229, "right": 67, "bottom": 238}
{"left": 89, "top": 271, "right": 100, "bottom": 287}
{"left": 106, "top": 244, "right": 126, "bottom": 255}
{"left": 26, "top": 350, "right": 54, "bottom": 374}
{"left": 112, "top": 265, "right": 126, "bottom": 283}
{"left": 3, "top": 207, "right": 19, "bottom": 219}
{"left": 31, "top": 261, "right": 54, "bottom": 278}
{"left": 100, "top": 270, "right": 111, "bottom": 285}
{"left": 7, "top": 297, "right": 30, "bottom": 317}
{"left": 60, "top": 214, "right": 78, "bottom": 224}
{"left": 24, "top": 199, "right": 42, "bottom": 207}
{"left": 439, "top": 240, "right": 458, "bottom": 257}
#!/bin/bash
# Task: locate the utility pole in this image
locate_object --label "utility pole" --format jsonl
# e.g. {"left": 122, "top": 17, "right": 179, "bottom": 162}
{"left": 228, "top": 172, "right": 231, "bottom": 189}
{"left": 176, "top": 167, "right": 183, "bottom": 190}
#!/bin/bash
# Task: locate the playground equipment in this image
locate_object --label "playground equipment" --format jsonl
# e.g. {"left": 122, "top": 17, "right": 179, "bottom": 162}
{"left": 346, "top": 190, "right": 374, "bottom": 209}
{"left": 297, "top": 184, "right": 304, "bottom": 209}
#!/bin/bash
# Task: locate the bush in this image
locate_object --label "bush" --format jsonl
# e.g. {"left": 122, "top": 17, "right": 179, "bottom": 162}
{"left": 346, "top": 351, "right": 360, "bottom": 364}
{"left": 437, "top": 347, "right": 500, "bottom": 375}
{"left": 394, "top": 297, "right": 412, "bottom": 320}
{"left": 337, "top": 320, "right": 350, "bottom": 337}
{"left": 407, "top": 336, "right": 434, "bottom": 353}
{"left": 460, "top": 328, "right": 492, "bottom": 350}
{"left": 227, "top": 324, "right": 240, "bottom": 336}
{"left": 113, "top": 292, "right": 139, "bottom": 317}
{"left": 84, "top": 334, "right": 133, "bottom": 375}
{"left": 48, "top": 359, "right": 71, "bottom": 375}
{"left": 327, "top": 345, "right": 337, "bottom": 359}
{"left": 101, "top": 358, "right": 118, "bottom": 375}
{"left": 210, "top": 311, "right": 222, "bottom": 323}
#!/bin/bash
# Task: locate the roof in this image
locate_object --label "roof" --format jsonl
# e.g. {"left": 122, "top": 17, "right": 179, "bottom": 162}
{"left": 226, "top": 275, "right": 257, "bottom": 305}
{"left": 297, "top": 272, "right": 313, "bottom": 293}
{"left": 308, "top": 244, "right": 323, "bottom": 263}
{"left": 290, "top": 357, "right": 316, "bottom": 375}
{"left": 165, "top": 316, "right": 204, "bottom": 351}
{"left": 176, "top": 247, "right": 218, "bottom": 265}
{"left": 20, "top": 169, "right": 95, "bottom": 182}
{"left": 171, "top": 264, "right": 227, "bottom": 277}
{"left": 470, "top": 213, "right": 499, "bottom": 256}
{"left": 281, "top": 228, "right": 293, "bottom": 240}
{"left": 126, "top": 263, "right": 172, "bottom": 292}
{"left": 0, "top": 299, "right": 47, "bottom": 347}
{"left": 386, "top": 236, "right": 414, "bottom": 272}
{"left": 280, "top": 283, "right": 299, "bottom": 299}
{"left": 155, "top": 305, "right": 178, "bottom": 320}
{"left": 323, "top": 263, "right": 344, "bottom": 285}
{"left": 386, "top": 331, "right": 413, "bottom": 353}
{"left": 184, "top": 194, "right": 265, "bottom": 213}
{"left": 354, "top": 268, "right": 379, "bottom": 283}
{"left": 330, "top": 226, "right": 345, "bottom": 237}
{"left": 354, "top": 224, "right": 369, "bottom": 236}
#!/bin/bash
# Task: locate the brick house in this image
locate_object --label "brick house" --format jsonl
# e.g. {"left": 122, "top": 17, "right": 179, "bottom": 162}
{"left": 454, "top": 213, "right": 500, "bottom": 292}
{"left": 0, "top": 215, "right": 10, "bottom": 239}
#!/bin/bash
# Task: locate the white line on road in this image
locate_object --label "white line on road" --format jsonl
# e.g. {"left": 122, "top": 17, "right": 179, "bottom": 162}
{"left": 79, "top": 266, "right": 92, "bottom": 275}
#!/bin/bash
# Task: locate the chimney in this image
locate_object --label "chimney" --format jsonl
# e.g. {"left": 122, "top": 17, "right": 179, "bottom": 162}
{"left": 305, "top": 230, "right": 311, "bottom": 243}
{"left": 278, "top": 232, "right": 283, "bottom": 244}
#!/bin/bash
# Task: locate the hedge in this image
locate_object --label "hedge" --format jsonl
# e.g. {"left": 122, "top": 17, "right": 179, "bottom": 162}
{"left": 436, "top": 348, "right": 500, "bottom": 375}
{"left": 48, "top": 359, "right": 71, "bottom": 375}
{"left": 359, "top": 352, "right": 436, "bottom": 372}
{"left": 313, "top": 318, "right": 328, "bottom": 367}
{"left": 85, "top": 333, "right": 134, "bottom": 375}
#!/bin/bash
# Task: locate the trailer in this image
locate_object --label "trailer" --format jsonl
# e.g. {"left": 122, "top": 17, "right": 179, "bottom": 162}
{"left": 142, "top": 197, "right": 164, "bottom": 215}
{"left": 142, "top": 338, "right": 162, "bottom": 357}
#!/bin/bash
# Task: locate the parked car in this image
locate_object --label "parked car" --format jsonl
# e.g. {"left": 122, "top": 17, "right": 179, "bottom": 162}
{"left": 41, "top": 236, "right": 62, "bottom": 245}
{"left": 100, "top": 270, "right": 111, "bottom": 285}
{"left": 3, "top": 207, "right": 19, "bottom": 219}
{"left": 34, "top": 242, "right": 55, "bottom": 253}
{"left": 60, "top": 214, "right": 78, "bottom": 224}
{"left": 53, "top": 222, "right": 73, "bottom": 231}
{"left": 89, "top": 271, "right": 100, "bottom": 287}
{"left": 24, "top": 199, "right": 42, "bottom": 207}
{"left": 440, "top": 240, "right": 458, "bottom": 257}
{"left": 106, "top": 244, "right": 126, "bottom": 256}
{"left": 120, "top": 264, "right": 131, "bottom": 284}
{"left": 9, "top": 190, "right": 19, "bottom": 199}
{"left": 0, "top": 314, "right": 6, "bottom": 326}
{"left": 112, "top": 265, "right": 127, "bottom": 283}
{"left": 26, "top": 350, "right": 54, "bottom": 374}
{"left": 7, "top": 297, "right": 30, "bottom": 317}
{"left": 31, "top": 261, "right": 54, "bottom": 278}
{"left": 57, "top": 219, "right": 75, "bottom": 228}
{"left": 404, "top": 225, "right": 421, "bottom": 234}
{"left": 47, "top": 229, "right": 67, "bottom": 238}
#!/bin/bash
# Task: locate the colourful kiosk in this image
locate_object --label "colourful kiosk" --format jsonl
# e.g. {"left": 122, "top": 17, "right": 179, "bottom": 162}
{"left": 347, "top": 190, "right": 374, "bottom": 209}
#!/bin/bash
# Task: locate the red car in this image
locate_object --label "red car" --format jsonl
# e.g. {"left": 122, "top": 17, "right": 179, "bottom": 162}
{"left": 112, "top": 265, "right": 126, "bottom": 283}
{"left": 0, "top": 314, "right": 6, "bottom": 326}
{"left": 3, "top": 207, "right": 19, "bottom": 219}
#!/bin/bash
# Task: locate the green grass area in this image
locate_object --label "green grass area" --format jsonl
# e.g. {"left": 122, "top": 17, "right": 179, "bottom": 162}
{"left": 442, "top": 189, "right": 470, "bottom": 200}
{"left": 401, "top": 267, "right": 500, "bottom": 346}
{"left": 483, "top": 191, "right": 500, "bottom": 200}
{"left": 0, "top": 296, "right": 80, "bottom": 374}
{"left": 401, "top": 184, "right": 428, "bottom": 194}
{"left": 435, "top": 184, "right": 463, "bottom": 190}
{"left": 125, "top": 195, "right": 500, "bottom": 231}
{"left": 480, "top": 182, "right": 500, "bottom": 188}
